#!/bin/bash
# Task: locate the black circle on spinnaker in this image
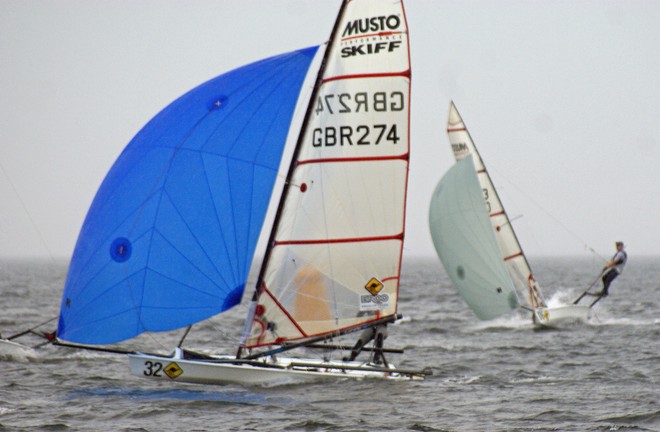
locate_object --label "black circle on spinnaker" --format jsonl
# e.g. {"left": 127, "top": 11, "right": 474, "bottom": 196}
{"left": 110, "top": 237, "right": 132, "bottom": 262}
{"left": 457, "top": 266, "right": 465, "bottom": 279}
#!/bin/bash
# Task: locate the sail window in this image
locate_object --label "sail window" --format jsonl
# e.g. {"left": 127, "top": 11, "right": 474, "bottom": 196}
{"left": 110, "top": 237, "right": 132, "bottom": 263}
{"left": 212, "top": 95, "right": 228, "bottom": 110}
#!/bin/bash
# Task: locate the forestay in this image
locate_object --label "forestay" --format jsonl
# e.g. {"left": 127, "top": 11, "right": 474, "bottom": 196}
{"left": 58, "top": 48, "right": 319, "bottom": 345}
{"left": 446, "top": 102, "right": 545, "bottom": 309}
{"left": 244, "top": 0, "right": 411, "bottom": 349}
{"left": 429, "top": 155, "right": 519, "bottom": 320}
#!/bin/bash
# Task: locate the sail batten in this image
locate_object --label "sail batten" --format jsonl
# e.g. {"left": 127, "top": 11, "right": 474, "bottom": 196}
{"left": 322, "top": 70, "right": 411, "bottom": 83}
{"left": 298, "top": 154, "right": 409, "bottom": 165}
{"left": 275, "top": 233, "right": 404, "bottom": 246}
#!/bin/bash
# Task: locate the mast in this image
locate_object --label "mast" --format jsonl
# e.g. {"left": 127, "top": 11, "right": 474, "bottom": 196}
{"left": 447, "top": 102, "right": 545, "bottom": 309}
{"left": 237, "top": 0, "right": 351, "bottom": 358}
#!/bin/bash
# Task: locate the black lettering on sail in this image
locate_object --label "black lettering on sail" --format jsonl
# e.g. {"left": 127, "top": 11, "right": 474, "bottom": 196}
{"left": 342, "top": 15, "right": 401, "bottom": 37}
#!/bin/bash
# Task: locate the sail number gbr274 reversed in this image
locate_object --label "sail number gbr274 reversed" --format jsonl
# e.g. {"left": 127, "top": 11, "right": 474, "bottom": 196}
{"left": 311, "top": 90, "right": 405, "bottom": 147}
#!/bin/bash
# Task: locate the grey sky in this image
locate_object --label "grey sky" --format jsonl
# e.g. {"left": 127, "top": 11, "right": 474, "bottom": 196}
{"left": 1, "top": 0, "right": 658, "bottom": 261}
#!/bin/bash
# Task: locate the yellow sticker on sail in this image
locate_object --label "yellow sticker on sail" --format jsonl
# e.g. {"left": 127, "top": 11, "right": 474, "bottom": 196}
{"left": 164, "top": 362, "right": 183, "bottom": 379}
{"left": 364, "top": 277, "right": 384, "bottom": 296}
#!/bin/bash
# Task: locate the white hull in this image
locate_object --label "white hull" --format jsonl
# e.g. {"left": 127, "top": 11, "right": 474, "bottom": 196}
{"left": 533, "top": 305, "right": 591, "bottom": 327}
{"left": 128, "top": 348, "right": 426, "bottom": 386}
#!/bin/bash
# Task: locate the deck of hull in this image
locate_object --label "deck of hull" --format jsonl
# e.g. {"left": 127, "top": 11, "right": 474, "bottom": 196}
{"left": 533, "top": 305, "right": 591, "bottom": 327}
{"left": 128, "top": 350, "right": 427, "bottom": 386}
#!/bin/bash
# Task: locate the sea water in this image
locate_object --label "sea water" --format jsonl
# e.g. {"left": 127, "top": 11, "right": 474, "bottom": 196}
{"left": 0, "top": 257, "right": 658, "bottom": 431}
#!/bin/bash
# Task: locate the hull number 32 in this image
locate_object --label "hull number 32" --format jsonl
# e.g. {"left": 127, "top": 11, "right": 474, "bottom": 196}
{"left": 143, "top": 360, "right": 184, "bottom": 379}
{"left": 143, "top": 360, "right": 163, "bottom": 377}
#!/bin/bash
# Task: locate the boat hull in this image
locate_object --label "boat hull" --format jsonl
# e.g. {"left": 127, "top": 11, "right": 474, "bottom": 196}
{"left": 128, "top": 351, "right": 426, "bottom": 386}
{"left": 533, "top": 305, "right": 591, "bottom": 327}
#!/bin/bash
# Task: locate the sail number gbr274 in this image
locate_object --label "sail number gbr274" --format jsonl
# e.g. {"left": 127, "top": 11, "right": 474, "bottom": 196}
{"left": 311, "top": 90, "right": 404, "bottom": 147}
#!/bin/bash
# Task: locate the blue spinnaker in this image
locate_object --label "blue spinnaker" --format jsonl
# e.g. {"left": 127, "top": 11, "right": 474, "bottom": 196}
{"left": 58, "top": 46, "right": 319, "bottom": 344}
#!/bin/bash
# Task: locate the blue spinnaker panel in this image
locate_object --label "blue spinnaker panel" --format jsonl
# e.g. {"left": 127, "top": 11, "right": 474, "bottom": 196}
{"left": 58, "top": 46, "right": 319, "bottom": 344}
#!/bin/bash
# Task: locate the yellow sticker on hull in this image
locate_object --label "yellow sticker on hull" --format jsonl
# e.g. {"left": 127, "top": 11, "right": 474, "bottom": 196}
{"left": 164, "top": 362, "right": 183, "bottom": 379}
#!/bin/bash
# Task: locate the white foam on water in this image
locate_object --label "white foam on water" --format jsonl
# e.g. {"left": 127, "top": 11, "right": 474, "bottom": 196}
{"left": 0, "top": 339, "right": 38, "bottom": 362}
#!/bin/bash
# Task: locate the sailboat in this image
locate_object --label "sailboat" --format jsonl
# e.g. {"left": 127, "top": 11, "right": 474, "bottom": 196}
{"left": 55, "top": 0, "right": 430, "bottom": 385}
{"left": 428, "top": 102, "right": 591, "bottom": 326}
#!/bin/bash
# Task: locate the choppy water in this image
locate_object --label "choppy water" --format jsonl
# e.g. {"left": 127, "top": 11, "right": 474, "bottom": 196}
{"left": 1, "top": 257, "right": 658, "bottom": 431}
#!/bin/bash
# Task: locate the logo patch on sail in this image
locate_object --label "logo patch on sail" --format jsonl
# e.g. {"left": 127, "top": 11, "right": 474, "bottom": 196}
{"left": 342, "top": 15, "right": 401, "bottom": 38}
{"left": 361, "top": 277, "right": 389, "bottom": 311}
{"left": 364, "top": 277, "right": 384, "bottom": 295}
{"left": 360, "top": 293, "right": 390, "bottom": 311}
{"left": 164, "top": 362, "right": 183, "bottom": 379}
{"left": 451, "top": 142, "right": 469, "bottom": 156}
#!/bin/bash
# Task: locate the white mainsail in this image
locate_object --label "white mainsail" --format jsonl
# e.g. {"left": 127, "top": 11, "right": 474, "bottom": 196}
{"left": 445, "top": 102, "right": 545, "bottom": 309}
{"left": 429, "top": 155, "right": 519, "bottom": 320}
{"left": 245, "top": 0, "right": 411, "bottom": 349}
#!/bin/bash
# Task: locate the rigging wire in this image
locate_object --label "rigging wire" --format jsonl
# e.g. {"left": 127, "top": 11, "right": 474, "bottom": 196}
{"left": 0, "top": 161, "right": 57, "bottom": 264}
{"left": 207, "top": 318, "right": 243, "bottom": 345}
{"left": 487, "top": 164, "right": 606, "bottom": 262}
{"left": 144, "top": 331, "right": 171, "bottom": 352}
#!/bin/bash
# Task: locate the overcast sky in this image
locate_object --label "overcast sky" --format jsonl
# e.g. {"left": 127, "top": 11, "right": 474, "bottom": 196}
{"left": 1, "top": 0, "right": 658, "bottom": 262}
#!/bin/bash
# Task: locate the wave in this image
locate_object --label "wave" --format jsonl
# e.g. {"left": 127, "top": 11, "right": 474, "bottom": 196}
{"left": 466, "top": 314, "right": 533, "bottom": 332}
{"left": 70, "top": 386, "right": 275, "bottom": 404}
{"left": 588, "top": 313, "right": 660, "bottom": 327}
{"left": 0, "top": 339, "right": 38, "bottom": 362}
{"left": 599, "top": 409, "right": 660, "bottom": 428}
